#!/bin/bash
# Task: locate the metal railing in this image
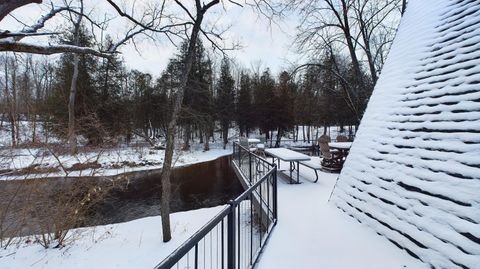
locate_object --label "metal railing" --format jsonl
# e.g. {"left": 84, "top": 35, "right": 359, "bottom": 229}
{"left": 155, "top": 142, "right": 277, "bottom": 269}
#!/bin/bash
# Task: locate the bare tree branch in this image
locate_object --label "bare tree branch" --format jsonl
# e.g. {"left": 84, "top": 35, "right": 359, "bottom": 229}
{"left": 0, "top": 41, "right": 111, "bottom": 58}
{"left": 0, "top": 0, "right": 41, "bottom": 22}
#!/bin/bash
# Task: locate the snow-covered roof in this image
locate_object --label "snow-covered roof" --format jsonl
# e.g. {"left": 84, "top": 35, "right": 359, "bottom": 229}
{"left": 331, "top": 0, "right": 480, "bottom": 268}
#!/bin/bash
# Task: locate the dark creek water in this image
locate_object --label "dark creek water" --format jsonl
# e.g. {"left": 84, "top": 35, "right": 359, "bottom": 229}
{"left": 0, "top": 155, "right": 243, "bottom": 236}
{"left": 88, "top": 155, "right": 243, "bottom": 225}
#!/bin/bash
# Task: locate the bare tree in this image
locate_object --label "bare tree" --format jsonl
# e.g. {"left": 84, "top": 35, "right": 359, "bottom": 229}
{"left": 352, "top": 0, "right": 400, "bottom": 83}
{"left": 66, "top": 0, "right": 84, "bottom": 154}
{"left": 1, "top": 54, "right": 20, "bottom": 147}
{"left": 292, "top": 0, "right": 401, "bottom": 79}
{"left": 159, "top": 0, "right": 221, "bottom": 243}
{"left": 0, "top": 0, "right": 185, "bottom": 57}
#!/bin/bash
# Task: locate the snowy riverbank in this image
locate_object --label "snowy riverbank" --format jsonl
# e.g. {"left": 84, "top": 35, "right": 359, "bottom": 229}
{"left": 1, "top": 145, "right": 232, "bottom": 180}
{"left": 0, "top": 206, "right": 225, "bottom": 269}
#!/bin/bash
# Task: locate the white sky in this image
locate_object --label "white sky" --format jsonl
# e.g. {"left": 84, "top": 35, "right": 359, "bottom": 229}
{"left": 1, "top": 1, "right": 299, "bottom": 76}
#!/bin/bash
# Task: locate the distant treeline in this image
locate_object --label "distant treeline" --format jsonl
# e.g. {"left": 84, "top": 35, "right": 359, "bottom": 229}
{"left": 0, "top": 26, "right": 372, "bottom": 149}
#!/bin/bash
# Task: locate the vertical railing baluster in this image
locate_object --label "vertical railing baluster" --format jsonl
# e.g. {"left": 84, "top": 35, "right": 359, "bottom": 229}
{"left": 221, "top": 219, "right": 225, "bottom": 269}
{"left": 237, "top": 203, "right": 241, "bottom": 269}
{"left": 227, "top": 202, "right": 235, "bottom": 269}
{"left": 249, "top": 152, "right": 252, "bottom": 184}
{"left": 259, "top": 182, "right": 263, "bottom": 248}
{"left": 195, "top": 243, "right": 198, "bottom": 269}
{"left": 273, "top": 169, "right": 277, "bottom": 221}
{"left": 267, "top": 179, "right": 270, "bottom": 229}
{"left": 250, "top": 193, "right": 253, "bottom": 265}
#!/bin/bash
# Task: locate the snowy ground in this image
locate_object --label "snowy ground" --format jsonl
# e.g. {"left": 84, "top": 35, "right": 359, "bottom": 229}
{"left": 0, "top": 123, "right": 350, "bottom": 180}
{"left": 0, "top": 143, "right": 232, "bottom": 180}
{"left": 0, "top": 206, "right": 225, "bottom": 269}
{"left": 0, "top": 157, "right": 427, "bottom": 269}
{"left": 256, "top": 157, "right": 428, "bottom": 269}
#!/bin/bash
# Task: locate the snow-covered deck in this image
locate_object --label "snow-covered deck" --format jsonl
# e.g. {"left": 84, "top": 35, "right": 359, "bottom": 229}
{"left": 256, "top": 157, "right": 427, "bottom": 269}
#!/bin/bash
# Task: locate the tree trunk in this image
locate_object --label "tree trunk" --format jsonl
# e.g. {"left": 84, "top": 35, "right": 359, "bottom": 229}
{"left": 302, "top": 125, "right": 306, "bottom": 142}
{"left": 32, "top": 114, "right": 36, "bottom": 143}
{"left": 295, "top": 125, "right": 298, "bottom": 142}
{"left": 67, "top": 2, "right": 82, "bottom": 154}
{"left": 401, "top": 0, "right": 407, "bottom": 15}
{"left": 203, "top": 127, "right": 209, "bottom": 151}
{"left": 0, "top": 0, "right": 42, "bottom": 23}
{"left": 159, "top": 5, "right": 214, "bottom": 242}
{"left": 307, "top": 125, "right": 311, "bottom": 143}
{"left": 4, "top": 58, "right": 16, "bottom": 147}
{"left": 67, "top": 54, "right": 79, "bottom": 154}
{"left": 183, "top": 124, "right": 191, "bottom": 150}
{"left": 222, "top": 124, "right": 228, "bottom": 149}
{"left": 341, "top": 0, "right": 362, "bottom": 81}
{"left": 275, "top": 127, "right": 282, "bottom": 148}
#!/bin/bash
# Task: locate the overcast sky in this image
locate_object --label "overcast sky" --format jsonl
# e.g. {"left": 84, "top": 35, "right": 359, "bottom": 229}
{"left": 2, "top": 1, "right": 300, "bottom": 76}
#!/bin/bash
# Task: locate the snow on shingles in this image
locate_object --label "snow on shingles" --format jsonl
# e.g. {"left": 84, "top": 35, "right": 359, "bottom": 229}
{"left": 331, "top": 0, "right": 480, "bottom": 268}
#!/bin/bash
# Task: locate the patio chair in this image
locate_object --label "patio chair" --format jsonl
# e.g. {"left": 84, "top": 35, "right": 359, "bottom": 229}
{"left": 319, "top": 134, "right": 331, "bottom": 143}
{"left": 255, "top": 137, "right": 267, "bottom": 158}
{"left": 239, "top": 137, "right": 256, "bottom": 152}
{"left": 336, "top": 135, "right": 348, "bottom": 142}
{"left": 319, "top": 141, "right": 343, "bottom": 171}
{"left": 315, "top": 135, "right": 331, "bottom": 155}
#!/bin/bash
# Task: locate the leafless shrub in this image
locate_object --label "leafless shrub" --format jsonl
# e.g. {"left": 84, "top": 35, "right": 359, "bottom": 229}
{"left": 30, "top": 178, "right": 118, "bottom": 248}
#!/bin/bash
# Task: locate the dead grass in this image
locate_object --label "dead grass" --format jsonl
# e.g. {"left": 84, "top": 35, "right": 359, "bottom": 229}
{"left": 66, "top": 162, "right": 102, "bottom": 172}
{"left": 11, "top": 165, "right": 60, "bottom": 176}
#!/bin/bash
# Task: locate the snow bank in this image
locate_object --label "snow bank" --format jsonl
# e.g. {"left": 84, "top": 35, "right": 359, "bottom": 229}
{"left": 0, "top": 146, "right": 232, "bottom": 180}
{"left": 0, "top": 206, "right": 225, "bottom": 269}
{"left": 331, "top": 0, "right": 480, "bottom": 268}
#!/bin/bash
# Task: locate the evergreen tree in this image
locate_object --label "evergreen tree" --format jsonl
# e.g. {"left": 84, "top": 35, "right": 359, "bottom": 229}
{"left": 216, "top": 58, "right": 235, "bottom": 148}
{"left": 253, "top": 69, "right": 276, "bottom": 140}
{"left": 161, "top": 40, "right": 213, "bottom": 149}
{"left": 47, "top": 25, "right": 101, "bottom": 145}
{"left": 237, "top": 72, "right": 253, "bottom": 136}
{"left": 274, "top": 71, "right": 296, "bottom": 146}
{"left": 96, "top": 35, "right": 129, "bottom": 138}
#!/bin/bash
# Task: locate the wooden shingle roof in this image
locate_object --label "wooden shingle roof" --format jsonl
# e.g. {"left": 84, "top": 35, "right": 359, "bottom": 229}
{"left": 331, "top": 0, "right": 480, "bottom": 268}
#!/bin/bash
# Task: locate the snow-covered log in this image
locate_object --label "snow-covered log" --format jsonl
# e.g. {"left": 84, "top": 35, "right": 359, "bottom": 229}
{"left": 331, "top": 0, "right": 480, "bottom": 268}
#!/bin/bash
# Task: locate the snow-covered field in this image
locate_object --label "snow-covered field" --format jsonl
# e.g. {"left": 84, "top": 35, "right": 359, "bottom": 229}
{"left": 0, "top": 206, "right": 225, "bottom": 269}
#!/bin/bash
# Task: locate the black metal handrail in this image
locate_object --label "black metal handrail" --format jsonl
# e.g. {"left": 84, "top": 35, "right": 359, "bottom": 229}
{"left": 155, "top": 142, "right": 277, "bottom": 269}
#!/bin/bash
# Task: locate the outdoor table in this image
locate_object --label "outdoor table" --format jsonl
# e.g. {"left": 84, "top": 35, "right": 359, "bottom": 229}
{"left": 248, "top": 138, "right": 261, "bottom": 144}
{"left": 329, "top": 142, "right": 352, "bottom": 155}
{"left": 264, "top": 148, "right": 311, "bottom": 184}
{"left": 328, "top": 142, "right": 352, "bottom": 149}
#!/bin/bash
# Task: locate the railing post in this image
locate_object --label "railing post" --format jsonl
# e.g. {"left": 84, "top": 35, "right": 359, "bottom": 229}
{"left": 233, "top": 142, "right": 236, "bottom": 161}
{"left": 273, "top": 167, "right": 278, "bottom": 221}
{"left": 248, "top": 152, "right": 252, "bottom": 183}
{"left": 238, "top": 144, "right": 241, "bottom": 168}
{"left": 227, "top": 201, "right": 236, "bottom": 269}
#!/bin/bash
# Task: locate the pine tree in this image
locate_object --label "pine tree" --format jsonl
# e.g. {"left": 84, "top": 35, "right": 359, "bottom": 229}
{"left": 216, "top": 58, "right": 235, "bottom": 149}
{"left": 274, "top": 71, "right": 296, "bottom": 146}
{"left": 253, "top": 69, "right": 276, "bottom": 140}
{"left": 47, "top": 25, "right": 100, "bottom": 145}
{"left": 237, "top": 72, "right": 252, "bottom": 136}
{"left": 96, "top": 35, "right": 128, "bottom": 138}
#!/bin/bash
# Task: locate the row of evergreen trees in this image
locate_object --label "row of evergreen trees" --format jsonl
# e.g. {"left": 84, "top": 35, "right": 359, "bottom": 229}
{"left": 1, "top": 25, "right": 372, "bottom": 149}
